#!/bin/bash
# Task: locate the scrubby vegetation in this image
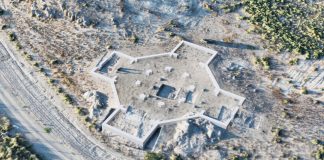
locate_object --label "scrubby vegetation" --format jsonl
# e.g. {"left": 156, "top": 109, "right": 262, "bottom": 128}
{"left": 271, "top": 127, "right": 284, "bottom": 144}
{"left": 289, "top": 58, "right": 299, "bottom": 65}
{"left": 253, "top": 56, "right": 271, "bottom": 70}
{"left": 242, "top": 1, "right": 323, "bottom": 59}
{"left": 8, "top": 32, "right": 16, "bottom": 41}
{"left": 301, "top": 87, "right": 308, "bottom": 94}
{"left": 63, "top": 93, "right": 73, "bottom": 104}
{"left": 311, "top": 139, "right": 324, "bottom": 160}
{"left": 48, "top": 78, "right": 55, "bottom": 85}
{"left": 44, "top": 127, "right": 51, "bottom": 134}
{"left": 144, "top": 152, "right": 164, "bottom": 160}
{"left": 76, "top": 107, "right": 88, "bottom": 116}
{"left": 220, "top": 2, "right": 242, "bottom": 13}
{"left": 0, "top": 116, "right": 39, "bottom": 159}
{"left": 130, "top": 34, "right": 139, "bottom": 44}
{"left": 170, "top": 154, "right": 182, "bottom": 160}
{"left": 57, "top": 87, "right": 64, "bottom": 93}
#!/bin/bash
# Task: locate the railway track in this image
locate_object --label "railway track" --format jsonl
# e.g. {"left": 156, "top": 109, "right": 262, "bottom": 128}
{"left": 0, "top": 42, "right": 126, "bottom": 160}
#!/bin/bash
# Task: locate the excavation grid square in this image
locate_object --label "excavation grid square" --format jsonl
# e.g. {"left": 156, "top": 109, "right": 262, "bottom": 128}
{"left": 156, "top": 84, "right": 176, "bottom": 99}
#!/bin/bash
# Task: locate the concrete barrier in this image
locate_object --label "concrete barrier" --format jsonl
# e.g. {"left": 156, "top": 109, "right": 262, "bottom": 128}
{"left": 96, "top": 40, "right": 246, "bottom": 149}
{"left": 141, "top": 123, "right": 160, "bottom": 147}
{"left": 91, "top": 70, "right": 114, "bottom": 83}
{"left": 114, "top": 51, "right": 135, "bottom": 61}
{"left": 204, "top": 64, "right": 221, "bottom": 91}
{"left": 97, "top": 52, "right": 117, "bottom": 69}
{"left": 220, "top": 89, "right": 245, "bottom": 105}
{"left": 110, "top": 80, "right": 121, "bottom": 106}
{"left": 199, "top": 115, "right": 227, "bottom": 129}
{"left": 206, "top": 52, "right": 218, "bottom": 65}
{"left": 222, "top": 106, "right": 239, "bottom": 127}
{"left": 103, "top": 109, "right": 121, "bottom": 124}
{"left": 171, "top": 41, "right": 185, "bottom": 53}
{"left": 104, "top": 125, "right": 144, "bottom": 147}
{"left": 137, "top": 53, "right": 171, "bottom": 61}
{"left": 158, "top": 115, "right": 200, "bottom": 125}
{"left": 183, "top": 41, "right": 218, "bottom": 55}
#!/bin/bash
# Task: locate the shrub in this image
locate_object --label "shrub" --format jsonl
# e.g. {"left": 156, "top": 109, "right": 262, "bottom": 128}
{"left": 272, "top": 128, "right": 283, "bottom": 137}
{"left": 76, "top": 107, "right": 88, "bottom": 116}
{"left": 254, "top": 56, "right": 271, "bottom": 70}
{"left": 16, "top": 42, "right": 22, "bottom": 50}
{"left": 170, "top": 154, "right": 182, "bottom": 160}
{"left": 88, "top": 123, "right": 95, "bottom": 130}
{"left": 289, "top": 58, "right": 299, "bottom": 65}
{"left": 240, "top": 151, "right": 249, "bottom": 158}
{"left": 301, "top": 87, "right": 308, "bottom": 94}
{"left": 223, "top": 36, "right": 234, "bottom": 43}
{"left": 203, "top": 3, "right": 213, "bottom": 11}
{"left": 168, "top": 32, "right": 175, "bottom": 37}
{"left": 0, "top": 117, "right": 11, "bottom": 132}
{"left": 282, "top": 99, "right": 289, "bottom": 105}
{"left": 51, "top": 59, "right": 62, "bottom": 65}
{"left": 39, "top": 67, "right": 45, "bottom": 72}
{"left": 271, "top": 127, "right": 284, "bottom": 143}
{"left": 57, "top": 87, "right": 64, "bottom": 93}
{"left": 1, "top": 24, "right": 8, "bottom": 30}
{"left": 168, "top": 20, "right": 179, "bottom": 28}
{"left": 26, "top": 54, "right": 33, "bottom": 61}
{"left": 106, "top": 45, "right": 113, "bottom": 49}
{"left": 144, "top": 152, "right": 164, "bottom": 160}
{"left": 33, "top": 62, "right": 39, "bottom": 67}
{"left": 0, "top": 116, "right": 39, "bottom": 159}
{"left": 84, "top": 116, "right": 91, "bottom": 122}
{"left": 220, "top": 2, "right": 242, "bottom": 13}
{"left": 261, "top": 57, "right": 271, "bottom": 70}
{"left": 48, "top": 78, "right": 55, "bottom": 84}
{"left": 228, "top": 154, "right": 239, "bottom": 160}
{"left": 62, "top": 76, "right": 75, "bottom": 86}
{"left": 44, "top": 127, "right": 51, "bottom": 133}
{"left": 281, "top": 111, "right": 290, "bottom": 118}
{"left": 242, "top": 1, "right": 323, "bottom": 59}
{"left": 221, "top": 19, "right": 230, "bottom": 25}
{"left": 313, "top": 146, "right": 324, "bottom": 160}
{"left": 311, "top": 139, "right": 320, "bottom": 145}
{"left": 130, "top": 35, "right": 139, "bottom": 43}
{"left": 8, "top": 32, "right": 16, "bottom": 41}
{"left": 63, "top": 94, "right": 73, "bottom": 104}
{"left": 273, "top": 136, "right": 282, "bottom": 144}
{"left": 305, "top": 52, "right": 311, "bottom": 60}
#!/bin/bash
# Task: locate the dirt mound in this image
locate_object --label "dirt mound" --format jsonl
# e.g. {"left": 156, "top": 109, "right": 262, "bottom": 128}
{"left": 168, "top": 119, "right": 223, "bottom": 158}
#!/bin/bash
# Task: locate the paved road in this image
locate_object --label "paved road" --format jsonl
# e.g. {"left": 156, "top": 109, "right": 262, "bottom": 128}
{"left": 0, "top": 41, "right": 126, "bottom": 159}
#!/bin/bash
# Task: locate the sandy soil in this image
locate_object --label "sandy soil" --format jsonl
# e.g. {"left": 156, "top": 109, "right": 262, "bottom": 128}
{"left": 0, "top": 0, "right": 322, "bottom": 159}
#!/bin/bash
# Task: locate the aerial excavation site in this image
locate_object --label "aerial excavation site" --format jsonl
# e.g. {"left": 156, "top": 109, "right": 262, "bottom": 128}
{"left": 0, "top": 0, "right": 323, "bottom": 160}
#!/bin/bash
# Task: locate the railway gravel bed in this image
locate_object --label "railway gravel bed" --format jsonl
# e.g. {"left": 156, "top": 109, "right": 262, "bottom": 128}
{"left": 0, "top": 42, "right": 125, "bottom": 160}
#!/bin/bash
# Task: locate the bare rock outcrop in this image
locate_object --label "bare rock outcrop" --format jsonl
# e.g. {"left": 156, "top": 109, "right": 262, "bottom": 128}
{"left": 168, "top": 119, "right": 222, "bottom": 158}
{"left": 83, "top": 90, "right": 108, "bottom": 119}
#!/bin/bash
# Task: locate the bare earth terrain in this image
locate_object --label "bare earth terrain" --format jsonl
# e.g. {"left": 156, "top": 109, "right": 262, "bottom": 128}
{"left": 0, "top": 0, "right": 323, "bottom": 160}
